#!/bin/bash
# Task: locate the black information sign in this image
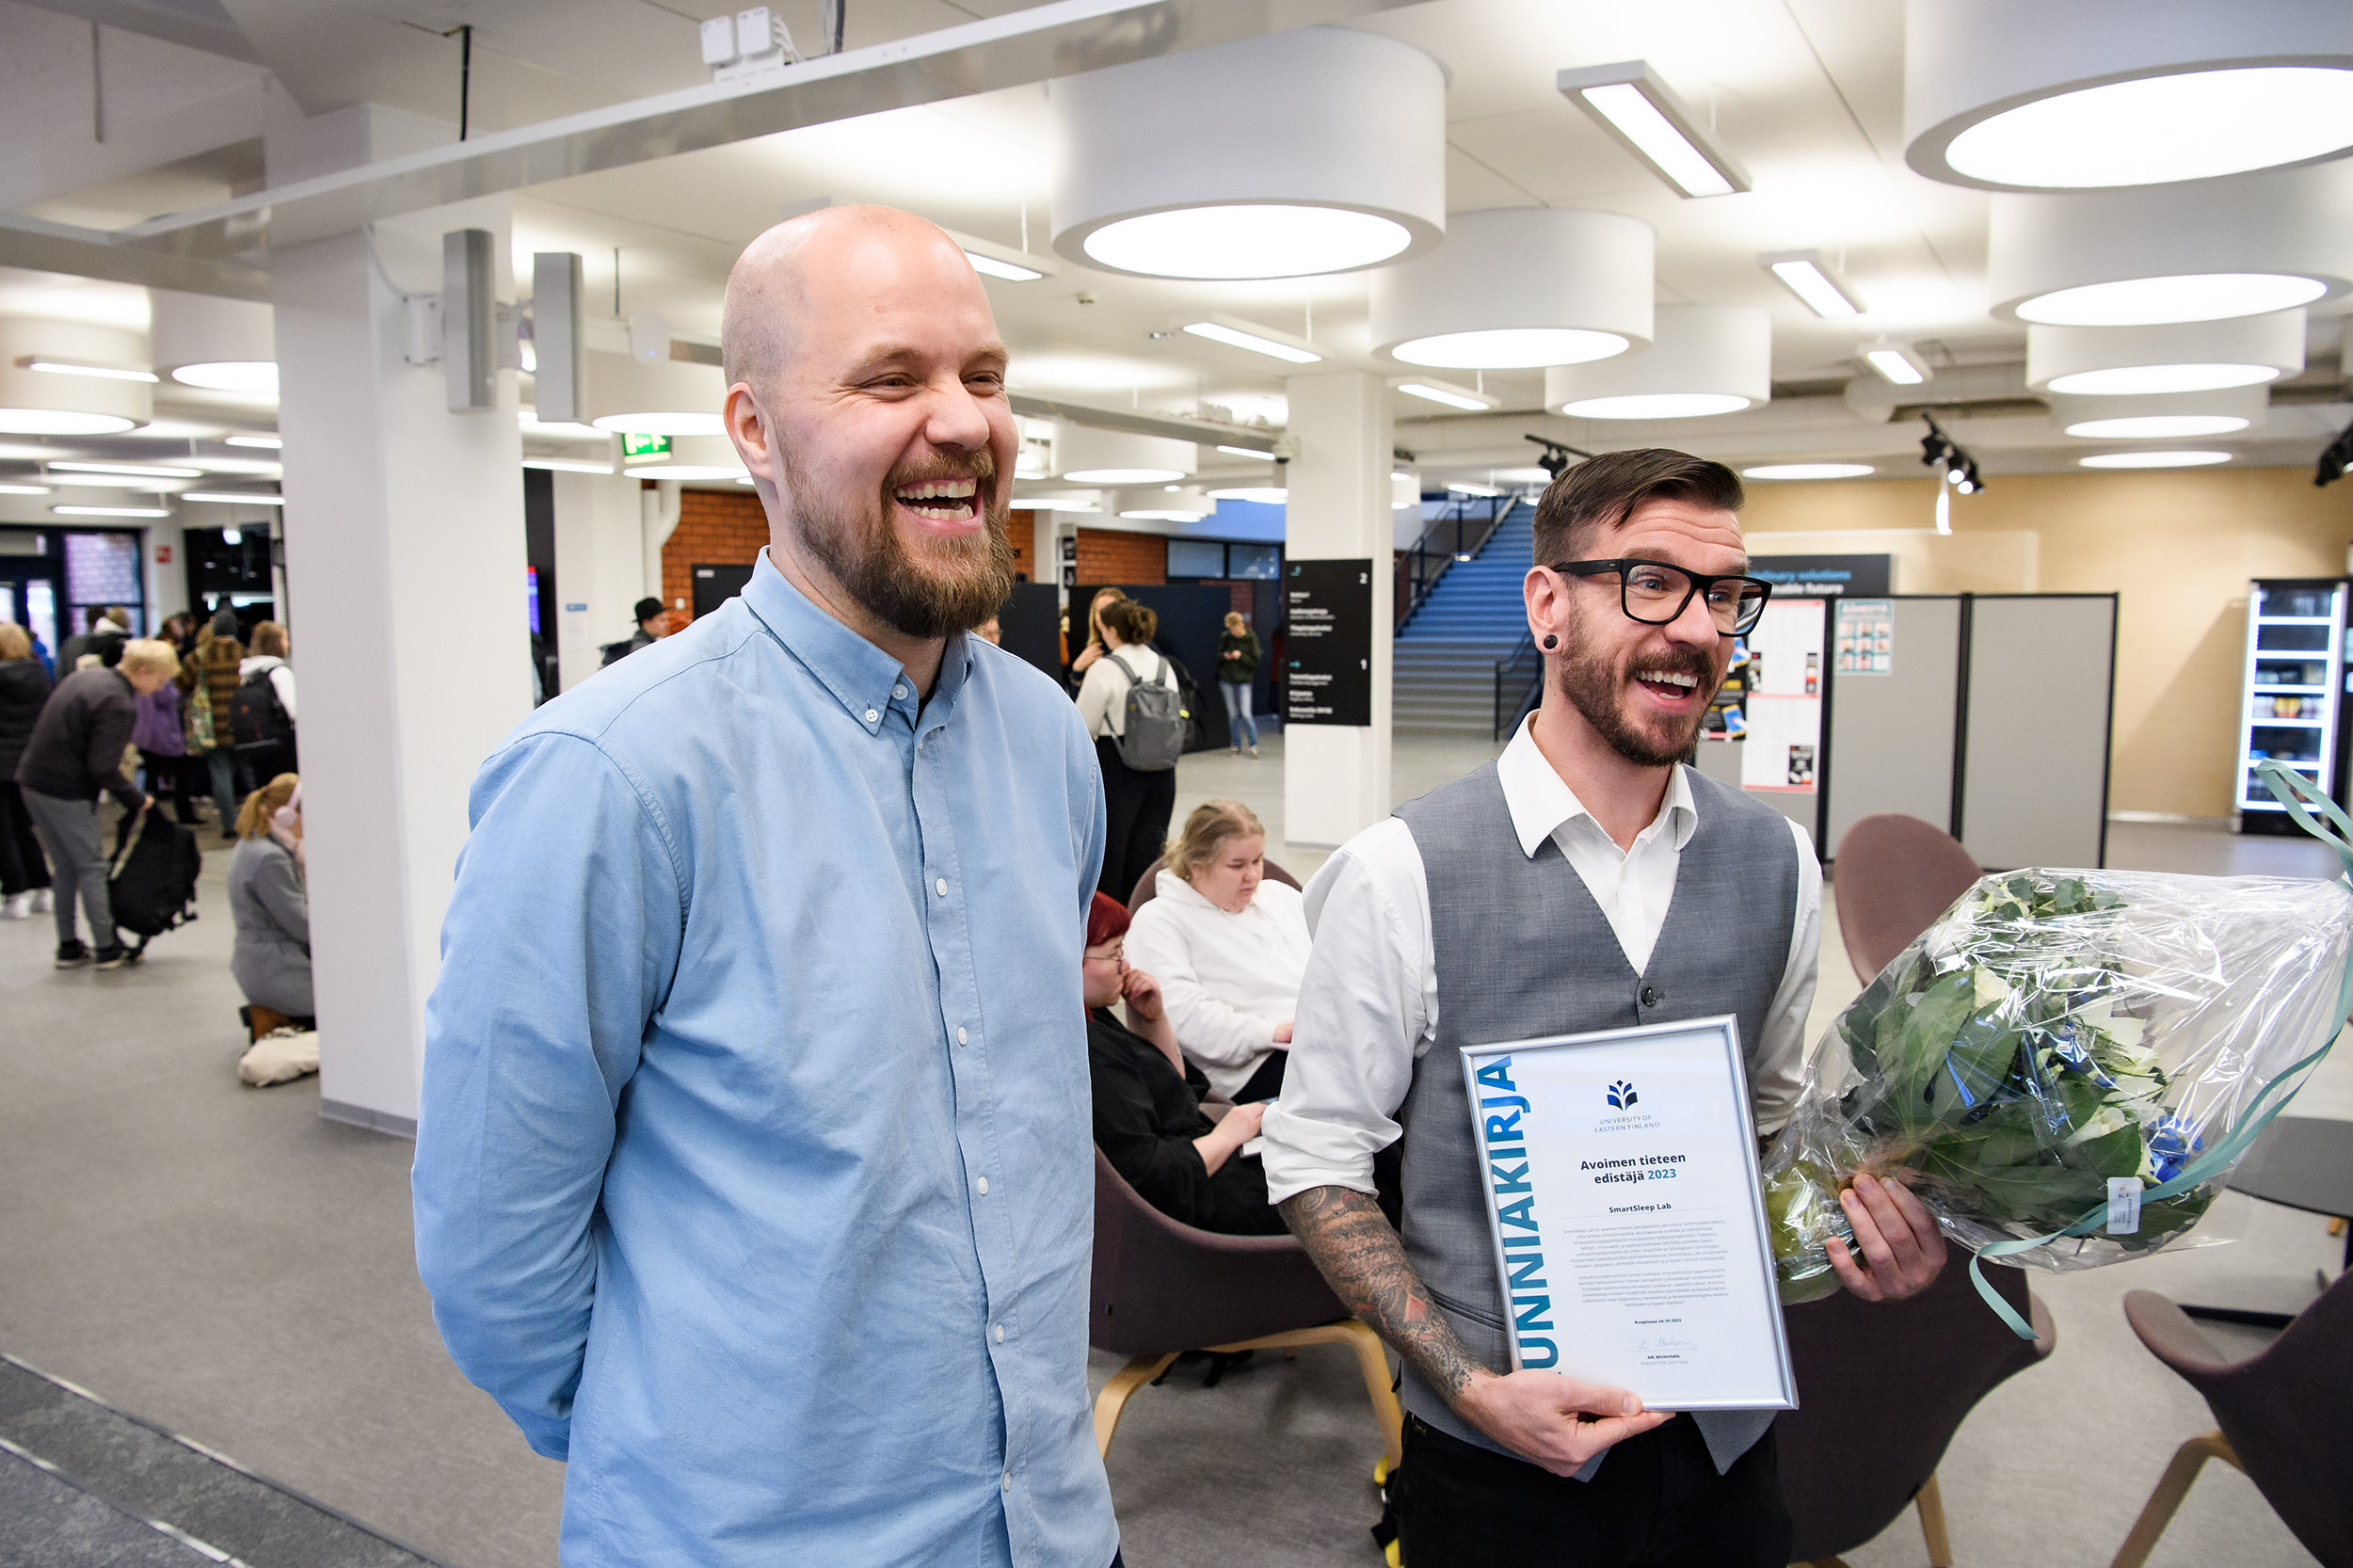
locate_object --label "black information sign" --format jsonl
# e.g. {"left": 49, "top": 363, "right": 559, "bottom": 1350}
{"left": 1284, "top": 557, "right": 1374, "bottom": 727}
{"left": 1746, "top": 552, "right": 1892, "bottom": 598}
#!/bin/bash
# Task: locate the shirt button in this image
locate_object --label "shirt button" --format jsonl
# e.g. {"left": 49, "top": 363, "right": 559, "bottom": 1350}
{"left": 893, "top": 684, "right": 908, "bottom": 700}
{"left": 935, "top": 877, "right": 948, "bottom": 897}
{"left": 957, "top": 1027, "right": 968, "bottom": 1046}
{"left": 977, "top": 1176, "right": 989, "bottom": 1194}
{"left": 1001, "top": 1470, "right": 1011, "bottom": 1493}
{"left": 863, "top": 708, "right": 879, "bottom": 724}
{"left": 994, "top": 1324, "right": 1005, "bottom": 1344}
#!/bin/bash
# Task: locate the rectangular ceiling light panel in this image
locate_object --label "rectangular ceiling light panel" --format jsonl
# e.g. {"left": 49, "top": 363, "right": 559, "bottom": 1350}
{"left": 1558, "top": 61, "right": 1751, "bottom": 199}
{"left": 1761, "top": 251, "right": 1865, "bottom": 318}
{"left": 1397, "top": 381, "right": 1496, "bottom": 411}
{"left": 1181, "top": 321, "right": 1322, "bottom": 364}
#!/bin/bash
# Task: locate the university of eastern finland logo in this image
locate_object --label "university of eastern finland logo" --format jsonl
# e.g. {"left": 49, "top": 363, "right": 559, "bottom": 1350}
{"left": 1606, "top": 1080, "right": 1639, "bottom": 1111}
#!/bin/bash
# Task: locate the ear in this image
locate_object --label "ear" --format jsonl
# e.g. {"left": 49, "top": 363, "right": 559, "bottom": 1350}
{"left": 1525, "top": 564, "right": 1571, "bottom": 654}
{"left": 724, "top": 382, "right": 780, "bottom": 494}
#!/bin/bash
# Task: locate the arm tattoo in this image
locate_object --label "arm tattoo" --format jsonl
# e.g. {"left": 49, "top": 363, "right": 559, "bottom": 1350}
{"left": 1280, "top": 1185, "right": 1483, "bottom": 1403}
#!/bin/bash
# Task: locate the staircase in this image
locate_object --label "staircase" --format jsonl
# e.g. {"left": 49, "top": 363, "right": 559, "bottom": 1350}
{"left": 1393, "top": 502, "right": 1535, "bottom": 738}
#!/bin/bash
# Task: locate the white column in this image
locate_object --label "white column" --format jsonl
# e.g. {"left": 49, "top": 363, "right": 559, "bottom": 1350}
{"left": 552, "top": 471, "right": 648, "bottom": 690}
{"left": 1282, "top": 370, "right": 1393, "bottom": 847}
{"left": 272, "top": 185, "right": 530, "bottom": 1132}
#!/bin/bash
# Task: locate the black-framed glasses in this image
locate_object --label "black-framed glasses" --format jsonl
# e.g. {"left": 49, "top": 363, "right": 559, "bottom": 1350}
{"left": 1550, "top": 558, "right": 1774, "bottom": 635}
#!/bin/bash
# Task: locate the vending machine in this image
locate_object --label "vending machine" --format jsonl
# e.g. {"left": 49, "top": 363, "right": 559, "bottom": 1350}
{"left": 2236, "top": 577, "right": 2347, "bottom": 834}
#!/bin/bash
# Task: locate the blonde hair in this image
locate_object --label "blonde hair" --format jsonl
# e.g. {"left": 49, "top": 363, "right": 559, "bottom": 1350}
{"left": 1167, "top": 799, "right": 1266, "bottom": 884}
{"left": 1223, "top": 611, "right": 1246, "bottom": 632}
{"left": 236, "top": 773, "right": 299, "bottom": 840}
{"left": 0, "top": 623, "right": 28, "bottom": 661}
{"left": 118, "top": 638, "right": 182, "bottom": 680}
{"left": 249, "top": 620, "right": 289, "bottom": 658}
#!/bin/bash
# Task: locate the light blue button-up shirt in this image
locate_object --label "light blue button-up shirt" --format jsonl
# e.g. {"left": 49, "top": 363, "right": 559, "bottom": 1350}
{"left": 414, "top": 551, "right": 1115, "bottom": 1568}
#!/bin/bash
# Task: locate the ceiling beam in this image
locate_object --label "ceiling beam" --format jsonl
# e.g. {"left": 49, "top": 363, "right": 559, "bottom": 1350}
{"left": 1010, "top": 392, "right": 1278, "bottom": 453}
{"left": 0, "top": 211, "right": 269, "bottom": 300}
{"left": 12, "top": 0, "right": 261, "bottom": 65}
{"left": 108, "top": 0, "right": 1420, "bottom": 262}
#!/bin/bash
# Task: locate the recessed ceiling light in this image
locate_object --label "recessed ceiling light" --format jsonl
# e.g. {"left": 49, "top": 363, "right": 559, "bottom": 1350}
{"left": 0, "top": 409, "right": 137, "bottom": 436}
{"left": 2046, "top": 363, "right": 2281, "bottom": 396}
{"left": 223, "top": 434, "right": 282, "bottom": 449}
{"left": 2063, "top": 413, "right": 2250, "bottom": 440}
{"left": 1945, "top": 68, "right": 2353, "bottom": 190}
{"left": 2018, "top": 273, "right": 2329, "bottom": 327}
{"left": 53, "top": 504, "right": 169, "bottom": 517}
{"left": 1181, "top": 321, "right": 1322, "bottom": 364}
{"left": 964, "top": 251, "right": 1043, "bottom": 282}
{"left": 1762, "top": 252, "right": 1865, "bottom": 318}
{"left": 42, "top": 473, "right": 185, "bottom": 491}
{"left": 1205, "top": 487, "right": 1288, "bottom": 504}
{"left": 1560, "top": 392, "right": 1754, "bottom": 420}
{"left": 593, "top": 411, "right": 726, "bottom": 437}
{"left": 180, "top": 491, "right": 285, "bottom": 504}
{"left": 1064, "top": 467, "right": 1186, "bottom": 486}
{"left": 1559, "top": 62, "right": 1751, "bottom": 199}
{"left": 19, "top": 359, "right": 158, "bottom": 383}
{"left": 1742, "top": 463, "right": 1876, "bottom": 480}
{"left": 2078, "top": 449, "right": 2233, "bottom": 469}
{"left": 1396, "top": 382, "right": 1497, "bottom": 411}
{"left": 0, "top": 483, "right": 52, "bottom": 495}
{"left": 50, "top": 460, "right": 202, "bottom": 478}
{"left": 1862, "top": 344, "right": 1929, "bottom": 387}
{"left": 1215, "top": 445, "right": 1277, "bottom": 460}
{"left": 171, "top": 361, "right": 279, "bottom": 393}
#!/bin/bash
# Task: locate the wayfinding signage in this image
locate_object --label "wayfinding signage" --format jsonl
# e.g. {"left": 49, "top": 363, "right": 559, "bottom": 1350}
{"left": 1283, "top": 557, "right": 1373, "bottom": 727}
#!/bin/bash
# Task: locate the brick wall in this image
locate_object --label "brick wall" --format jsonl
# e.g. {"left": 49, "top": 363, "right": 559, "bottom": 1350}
{"left": 1075, "top": 527, "right": 1165, "bottom": 587}
{"left": 1004, "top": 508, "right": 1037, "bottom": 582}
{"left": 661, "top": 488, "right": 766, "bottom": 623}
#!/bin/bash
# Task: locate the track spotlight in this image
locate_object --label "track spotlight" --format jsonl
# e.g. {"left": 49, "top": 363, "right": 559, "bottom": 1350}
{"left": 1523, "top": 433, "right": 1593, "bottom": 480}
{"left": 1920, "top": 413, "right": 1986, "bottom": 495}
{"left": 2317, "top": 418, "right": 2353, "bottom": 488}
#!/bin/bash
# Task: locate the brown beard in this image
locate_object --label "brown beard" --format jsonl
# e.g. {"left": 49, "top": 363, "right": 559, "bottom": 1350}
{"left": 787, "top": 455, "right": 1015, "bottom": 640}
{"left": 1553, "top": 617, "right": 1722, "bottom": 768}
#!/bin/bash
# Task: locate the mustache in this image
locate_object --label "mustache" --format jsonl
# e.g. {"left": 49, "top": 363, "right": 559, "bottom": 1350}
{"left": 886, "top": 451, "right": 996, "bottom": 490}
{"left": 1626, "top": 644, "right": 1718, "bottom": 683}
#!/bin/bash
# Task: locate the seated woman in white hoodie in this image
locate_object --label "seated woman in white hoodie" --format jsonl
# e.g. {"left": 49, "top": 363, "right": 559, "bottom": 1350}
{"left": 1123, "top": 799, "right": 1310, "bottom": 1103}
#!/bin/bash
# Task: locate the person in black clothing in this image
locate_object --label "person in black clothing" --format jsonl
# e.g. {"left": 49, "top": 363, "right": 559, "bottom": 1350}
{"left": 1083, "top": 891, "right": 1284, "bottom": 1236}
{"left": 600, "top": 597, "right": 671, "bottom": 667}
{"left": 0, "top": 622, "right": 55, "bottom": 918}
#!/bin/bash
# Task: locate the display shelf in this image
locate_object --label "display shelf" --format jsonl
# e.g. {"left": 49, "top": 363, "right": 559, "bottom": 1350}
{"left": 2237, "top": 578, "right": 2346, "bottom": 835}
{"left": 2253, "top": 684, "right": 2328, "bottom": 694}
{"left": 2249, "top": 718, "right": 2328, "bottom": 728}
{"left": 2256, "top": 615, "right": 2335, "bottom": 626}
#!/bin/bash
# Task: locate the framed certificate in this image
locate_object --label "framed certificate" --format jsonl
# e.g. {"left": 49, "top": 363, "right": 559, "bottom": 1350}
{"left": 1459, "top": 1016, "right": 1798, "bottom": 1411}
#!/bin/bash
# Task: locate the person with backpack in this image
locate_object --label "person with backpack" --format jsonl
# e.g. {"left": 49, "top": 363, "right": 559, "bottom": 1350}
{"left": 1076, "top": 596, "right": 1182, "bottom": 900}
{"left": 13, "top": 637, "right": 177, "bottom": 968}
{"left": 600, "top": 598, "right": 670, "bottom": 667}
{"left": 232, "top": 620, "right": 297, "bottom": 793}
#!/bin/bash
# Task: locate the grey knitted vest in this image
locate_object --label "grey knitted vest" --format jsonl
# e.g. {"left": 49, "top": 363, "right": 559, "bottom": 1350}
{"left": 1392, "top": 760, "right": 1800, "bottom": 1476}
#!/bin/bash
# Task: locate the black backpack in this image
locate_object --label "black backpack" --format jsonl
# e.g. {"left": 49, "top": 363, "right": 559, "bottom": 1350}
{"left": 231, "top": 667, "right": 296, "bottom": 754}
{"left": 109, "top": 806, "right": 201, "bottom": 943}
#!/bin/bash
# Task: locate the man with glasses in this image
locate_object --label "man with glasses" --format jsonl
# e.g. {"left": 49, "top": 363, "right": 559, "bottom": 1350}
{"left": 1261, "top": 448, "right": 1945, "bottom": 1567}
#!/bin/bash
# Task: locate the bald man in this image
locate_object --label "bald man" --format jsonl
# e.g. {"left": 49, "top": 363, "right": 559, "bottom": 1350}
{"left": 415, "top": 207, "right": 1119, "bottom": 1568}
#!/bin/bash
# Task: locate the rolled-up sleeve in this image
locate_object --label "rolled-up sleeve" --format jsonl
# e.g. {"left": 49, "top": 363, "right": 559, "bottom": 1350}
{"left": 412, "top": 731, "right": 684, "bottom": 1460}
{"left": 1258, "top": 822, "right": 1431, "bottom": 1206}
{"left": 1750, "top": 817, "right": 1823, "bottom": 1135}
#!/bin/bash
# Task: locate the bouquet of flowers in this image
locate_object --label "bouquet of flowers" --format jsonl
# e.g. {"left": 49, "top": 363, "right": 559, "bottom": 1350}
{"left": 1765, "top": 864, "right": 2353, "bottom": 1306}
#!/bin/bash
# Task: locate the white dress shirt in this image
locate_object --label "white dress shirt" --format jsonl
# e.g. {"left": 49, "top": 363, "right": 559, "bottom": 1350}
{"left": 1260, "top": 719, "right": 1822, "bottom": 1206}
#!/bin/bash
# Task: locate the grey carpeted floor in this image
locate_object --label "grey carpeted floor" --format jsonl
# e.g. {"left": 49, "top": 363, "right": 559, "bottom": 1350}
{"left": 2, "top": 764, "right": 2343, "bottom": 1568}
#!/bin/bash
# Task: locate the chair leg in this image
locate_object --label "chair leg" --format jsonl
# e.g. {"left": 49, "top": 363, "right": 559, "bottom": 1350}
{"left": 1914, "top": 1471, "right": 1953, "bottom": 1568}
{"left": 2110, "top": 1431, "right": 2241, "bottom": 1568}
{"left": 1093, "top": 1353, "right": 1177, "bottom": 1458}
{"left": 1205, "top": 1320, "right": 1404, "bottom": 1470}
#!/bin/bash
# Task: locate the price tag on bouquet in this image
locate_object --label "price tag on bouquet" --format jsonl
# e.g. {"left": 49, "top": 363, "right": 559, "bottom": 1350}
{"left": 1461, "top": 1016, "right": 1798, "bottom": 1412}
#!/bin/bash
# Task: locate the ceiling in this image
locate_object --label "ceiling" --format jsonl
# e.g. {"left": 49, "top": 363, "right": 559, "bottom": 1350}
{"left": 0, "top": 0, "right": 2348, "bottom": 514}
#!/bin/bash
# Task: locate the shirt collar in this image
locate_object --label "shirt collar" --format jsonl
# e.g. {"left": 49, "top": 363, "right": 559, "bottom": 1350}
{"left": 739, "top": 548, "right": 969, "bottom": 734}
{"left": 1494, "top": 713, "right": 1699, "bottom": 859}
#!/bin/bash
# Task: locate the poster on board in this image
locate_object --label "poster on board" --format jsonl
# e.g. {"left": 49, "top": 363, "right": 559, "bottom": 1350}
{"left": 1834, "top": 598, "right": 1894, "bottom": 676}
{"left": 1741, "top": 599, "right": 1823, "bottom": 792}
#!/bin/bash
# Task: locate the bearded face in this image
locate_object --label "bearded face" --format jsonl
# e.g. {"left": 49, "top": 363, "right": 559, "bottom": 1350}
{"left": 787, "top": 447, "right": 1015, "bottom": 641}
{"left": 1551, "top": 605, "right": 1726, "bottom": 768}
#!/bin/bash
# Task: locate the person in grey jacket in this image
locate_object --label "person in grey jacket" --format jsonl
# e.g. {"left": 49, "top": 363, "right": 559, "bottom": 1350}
{"left": 228, "top": 773, "right": 311, "bottom": 1023}
{"left": 15, "top": 638, "right": 176, "bottom": 968}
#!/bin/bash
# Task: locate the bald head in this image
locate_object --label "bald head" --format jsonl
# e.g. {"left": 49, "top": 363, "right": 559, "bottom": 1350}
{"left": 721, "top": 205, "right": 986, "bottom": 394}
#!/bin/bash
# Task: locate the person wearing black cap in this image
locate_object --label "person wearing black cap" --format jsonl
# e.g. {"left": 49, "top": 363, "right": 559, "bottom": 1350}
{"left": 600, "top": 598, "right": 672, "bottom": 667}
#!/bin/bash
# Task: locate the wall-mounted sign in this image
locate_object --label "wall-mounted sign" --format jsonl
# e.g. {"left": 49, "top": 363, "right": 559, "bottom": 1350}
{"left": 1284, "top": 557, "right": 1373, "bottom": 727}
{"left": 621, "top": 432, "right": 672, "bottom": 462}
{"left": 1748, "top": 552, "right": 1892, "bottom": 598}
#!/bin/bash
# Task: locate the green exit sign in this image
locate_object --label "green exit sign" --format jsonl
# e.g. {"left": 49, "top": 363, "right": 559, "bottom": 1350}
{"left": 621, "top": 432, "right": 672, "bottom": 461}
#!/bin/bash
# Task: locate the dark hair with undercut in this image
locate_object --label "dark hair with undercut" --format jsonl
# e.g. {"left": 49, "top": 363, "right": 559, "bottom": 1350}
{"left": 1531, "top": 448, "right": 1745, "bottom": 567}
{"left": 1101, "top": 598, "right": 1158, "bottom": 647}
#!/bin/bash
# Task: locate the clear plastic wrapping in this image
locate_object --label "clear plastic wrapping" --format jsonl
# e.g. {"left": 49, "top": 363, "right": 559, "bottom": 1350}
{"left": 1766, "top": 869, "right": 2353, "bottom": 1302}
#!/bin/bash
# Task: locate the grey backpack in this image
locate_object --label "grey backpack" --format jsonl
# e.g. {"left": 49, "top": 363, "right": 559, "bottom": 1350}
{"left": 1110, "top": 648, "right": 1185, "bottom": 772}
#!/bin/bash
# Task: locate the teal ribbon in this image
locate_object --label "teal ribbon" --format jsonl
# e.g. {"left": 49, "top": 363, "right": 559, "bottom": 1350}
{"left": 1965, "top": 760, "right": 2353, "bottom": 1338}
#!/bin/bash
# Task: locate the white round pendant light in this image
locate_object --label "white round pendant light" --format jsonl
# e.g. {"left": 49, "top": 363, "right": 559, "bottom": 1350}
{"left": 1904, "top": 0, "right": 2353, "bottom": 190}
{"left": 0, "top": 321, "right": 152, "bottom": 434}
{"left": 1055, "top": 426, "right": 1195, "bottom": 486}
{"left": 1988, "top": 160, "right": 2353, "bottom": 325}
{"left": 1544, "top": 305, "right": 1769, "bottom": 420}
{"left": 1048, "top": 27, "right": 1446, "bottom": 280}
{"left": 586, "top": 351, "right": 726, "bottom": 437}
{"left": 1369, "top": 208, "right": 1654, "bottom": 369}
{"left": 2078, "top": 450, "right": 2233, "bottom": 470}
{"left": 2026, "top": 312, "right": 2306, "bottom": 396}
{"left": 151, "top": 290, "right": 276, "bottom": 394}
{"left": 2051, "top": 385, "right": 2267, "bottom": 440}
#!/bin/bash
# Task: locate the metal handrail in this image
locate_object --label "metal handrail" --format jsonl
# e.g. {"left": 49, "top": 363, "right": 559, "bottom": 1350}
{"left": 1493, "top": 635, "right": 1542, "bottom": 741}
{"left": 1395, "top": 494, "right": 1517, "bottom": 630}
